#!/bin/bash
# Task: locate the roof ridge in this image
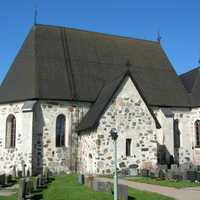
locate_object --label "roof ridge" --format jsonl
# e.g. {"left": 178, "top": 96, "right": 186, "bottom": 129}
{"left": 60, "top": 27, "right": 77, "bottom": 100}
{"left": 180, "top": 66, "right": 200, "bottom": 77}
{"left": 33, "top": 25, "right": 39, "bottom": 98}
{"left": 191, "top": 68, "right": 200, "bottom": 93}
{"left": 34, "top": 23, "right": 160, "bottom": 45}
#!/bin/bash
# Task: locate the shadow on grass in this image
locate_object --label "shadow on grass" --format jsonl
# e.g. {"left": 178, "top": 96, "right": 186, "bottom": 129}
{"left": 31, "top": 194, "right": 43, "bottom": 200}
{"left": 128, "top": 196, "right": 136, "bottom": 200}
{"left": 30, "top": 178, "right": 55, "bottom": 199}
{"left": 1, "top": 180, "right": 18, "bottom": 188}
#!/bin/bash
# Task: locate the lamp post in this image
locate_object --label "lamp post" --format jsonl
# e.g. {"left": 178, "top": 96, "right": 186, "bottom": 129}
{"left": 110, "top": 128, "right": 118, "bottom": 200}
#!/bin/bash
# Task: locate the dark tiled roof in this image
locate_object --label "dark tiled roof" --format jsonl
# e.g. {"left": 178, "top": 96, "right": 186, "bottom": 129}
{"left": 180, "top": 67, "right": 200, "bottom": 107}
{"left": 0, "top": 24, "right": 190, "bottom": 107}
{"left": 77, "top": 72, "right": 161, "bottom": 132}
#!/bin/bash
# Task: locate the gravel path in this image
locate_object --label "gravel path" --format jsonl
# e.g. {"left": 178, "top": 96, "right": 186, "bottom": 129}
{"left": 0, "top": 184, "right": 18, "bottom": 196}
{"left": 96, "top": 177, "right": 200, "bottom": 200}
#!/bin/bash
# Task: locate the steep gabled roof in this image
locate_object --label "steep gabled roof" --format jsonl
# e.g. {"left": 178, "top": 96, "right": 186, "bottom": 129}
{"left": 180, "top": 67, "right": 200, "bottom": 107}
{"left": 0, "top": 26, "right": 37, "bottom": 103}
{"left": 0, "top": 24, "right": 190, "bottom": 107}
{"left": 77, "top": 71, "right": 161, "bottom": 132}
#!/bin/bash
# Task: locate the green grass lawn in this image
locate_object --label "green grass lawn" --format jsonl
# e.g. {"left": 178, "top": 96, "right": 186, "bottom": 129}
{"left": 126, "top": 176, "right": 200, "bottom": 189}
{"left": 0, "top": 194, "right": 17, "bottom": 200}
{"left": 128, "top": 188, "right": 174, "bottom": 200}
{"left": 0, "top": 175, "right": 174, "bottom": 200}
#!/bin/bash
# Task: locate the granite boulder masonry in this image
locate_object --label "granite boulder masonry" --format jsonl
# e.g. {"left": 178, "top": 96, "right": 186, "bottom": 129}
{"left": 0, "top": 24, "right": 200, "bottom": 176}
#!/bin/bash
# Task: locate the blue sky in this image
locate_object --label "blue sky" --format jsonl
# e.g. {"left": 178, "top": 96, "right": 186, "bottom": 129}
{"left": 0, "top": 0, "right": 200, "bottom": 83}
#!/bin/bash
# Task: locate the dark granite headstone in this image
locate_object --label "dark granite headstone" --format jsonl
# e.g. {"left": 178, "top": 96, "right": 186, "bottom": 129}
{"left": 141, "top": 169, "right": 149, "bottom": 177}
{"left": 7, "top": 175, "right": 12, "bottom": 183}
{"left": 78, "top": 174, "right": 85, "bottom": 185}
{"left": 27, "top": 169, "right": 30, "bottom": 177}
{"left": 18, "top": 170, "right": 23, "bottom": 178}
{"left": 187, "top": 171, "right": 197, "bottom": 182}
{"left": 0, "top": 174, "right": 6, "bottom": 185}
{"left": 22, "top": 164, "right": 26, "bottom": 177}
{"left": 197, "top": 172, "right": 200, "bottom": 181}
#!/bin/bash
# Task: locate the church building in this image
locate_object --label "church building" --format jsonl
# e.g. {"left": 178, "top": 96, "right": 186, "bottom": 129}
{"left": 0, "top": 24, "right": 199, "bottom": 175}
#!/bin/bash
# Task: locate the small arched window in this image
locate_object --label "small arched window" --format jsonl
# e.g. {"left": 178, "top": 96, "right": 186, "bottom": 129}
{"left": 56, "top": 114, "right": 66, "bottom": 147}
{"left": 195, "top": 120, "right": 200, "bottom": 147}
{"left": 6, "top": 114, "right": 16, "bottom": 148}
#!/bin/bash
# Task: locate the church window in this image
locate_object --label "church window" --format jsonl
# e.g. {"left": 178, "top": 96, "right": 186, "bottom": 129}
{"left": 126, "top": 138, "right": 132, "bottom": 156}
{"left": 56, "top": 114, "right": 66, "bottom": 147}
{"left": 5, "top": 114, "right": 16, "bottom": 148}
{"left": 195, "top": 120, "right": 200, "bottom": 147}
{"left": 174, "top": 119, "right": 180, "bottom": 148}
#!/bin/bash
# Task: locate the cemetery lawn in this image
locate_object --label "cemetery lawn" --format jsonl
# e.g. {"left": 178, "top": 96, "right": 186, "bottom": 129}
{"left": 41, "top": 175, "right": 174, "bottom": 200}
{"left": 0, "top": 175, "right": 174, "bottom": 200}
{"left": 126, "top": 176, "right": 200, "bottom": 188}
{"left": 0, "top": 194, "right": 17, "bottom": 200}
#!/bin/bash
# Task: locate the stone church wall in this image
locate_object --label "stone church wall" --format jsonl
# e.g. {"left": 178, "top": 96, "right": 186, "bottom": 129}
{"left": 153, "top": 107, "right": 200, "bottom": 166}
{"left": 32, "top": 101, "right": 90, "bottom": 175}
{"left": 173, "top": 108, "right": 193, "bottom": 165}
{"left": 188, "top": 108, "right": 200, "bottom": 165}
{"left": 78, "top": 77, "right": 158, "bottom": 175}
{"left": 0, "top": 102, "right": 33, "bottom": 175}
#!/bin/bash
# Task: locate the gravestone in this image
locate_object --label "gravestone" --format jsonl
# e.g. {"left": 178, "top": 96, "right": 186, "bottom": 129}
{"left": 7, "top": 175, "right": 12, "bottom": 183}
{"left": 85, "top": 176, "right": 94, "bottom": 189}
{"left": 129, "top": 168, "right": 138, "bottom": 176}
{"left": 159, "top": 165, "right": 168, "bottom": 170}
{"left": 0, "top": 174, "right": 6, "bottom": 185}
{"left": 37, "top": 174, "right": 42, "bottom": 188}
{"left": 166, "top": 168, "right": 177, "bottom": 180}
{"left": 47, "top": 169, "right": 51, "bottom": 182}
{"left": 92, "top": 181, "right": 113, "bottom": 193}
{"left": 32, "top": 177, "right": 38, "bottom": 191}
{"left": 12, "top": 166, "right": 17, "bottom": 179}
{"left": 22, "top": 164, "right": 26, "bottom": 177}
{"left": 118, "top": 184, "right": 128, "bottom": 200}
{"left": 180, "top": 163, "right": 193, "bottom": 171}
{"left": 120, "top": 168, "right": 129, "bottom": 176}
{"left": 18, "top": 170, "right": 23, "bottom": 178}
{"left": 42, "top": 174, "right": 48, "bottom": 185}
{"left": 187, "top": 171, "right": 197, "bottom": 182}
{"left": 179, "top": 168, "right": 187, "bottom": 180}
{"left": 159, "top": 169, "right": 166, "bottom": 180}
{"left": 27, "top": 169, "right": 30, "bottom": 177}
{"left": 196, "top": 172, "right": 200, "bottom": 181}
{"left": 78, "top": 174, "right": 85, "bottom": 185}
{"left": 25, "top": 178, "right": 34, "bottom": 195}
{"left": 18, "top": 178, "right": 25, "bottom": 200}
{"left": 171, "top": 164, "right": 178, "bottom": 171}
{"left": 149, "top": 168, "right": 160, "bottom": 178}
{"left": 141, "top": 169, "right": 149, "bottom": 177}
